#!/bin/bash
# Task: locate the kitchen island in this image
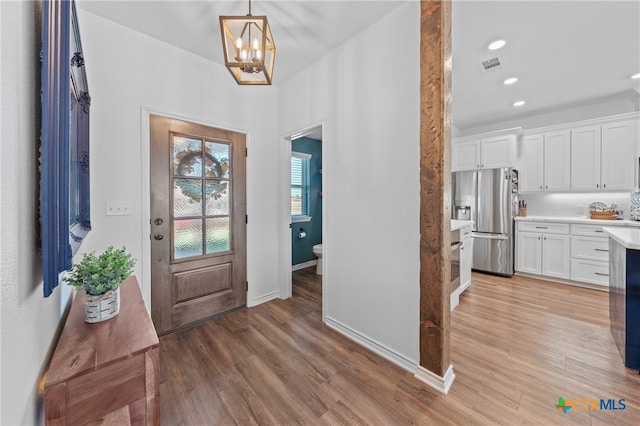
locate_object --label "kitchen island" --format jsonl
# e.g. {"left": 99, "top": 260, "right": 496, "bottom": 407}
{"left": 603, "top": 226, "right": 640, "bottom": 371}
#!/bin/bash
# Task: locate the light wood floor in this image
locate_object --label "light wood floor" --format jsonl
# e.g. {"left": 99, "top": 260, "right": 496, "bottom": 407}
{"left": 159, "top": 269, "right": 640, "bottom": 425}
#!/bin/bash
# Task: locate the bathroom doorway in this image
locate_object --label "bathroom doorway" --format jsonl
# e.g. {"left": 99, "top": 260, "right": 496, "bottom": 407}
{"left": 281, "top": 123, "right": 326, "bottom": 320}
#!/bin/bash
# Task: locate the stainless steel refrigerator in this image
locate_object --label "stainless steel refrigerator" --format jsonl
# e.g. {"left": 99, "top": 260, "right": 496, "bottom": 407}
{"left": 452, "top": 168, "right": 518, "bottom": 276}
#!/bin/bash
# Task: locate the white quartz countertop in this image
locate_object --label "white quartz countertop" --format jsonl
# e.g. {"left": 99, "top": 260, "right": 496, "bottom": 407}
{"left": 603, "top": 227, "right": 640, "bottom": 250}
{"left": 515, "top": 215, "right": 640, "bottom": 227}
{"left": 451, "top": 220, "right": 473, "bottom": 231}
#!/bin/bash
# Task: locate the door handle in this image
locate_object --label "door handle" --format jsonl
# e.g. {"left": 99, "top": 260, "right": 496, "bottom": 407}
{"left": 154, "top": 234, "right": 164, "bottom": 241}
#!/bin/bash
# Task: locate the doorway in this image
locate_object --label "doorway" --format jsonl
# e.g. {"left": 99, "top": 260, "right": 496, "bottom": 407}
{"left": 282, "top": 123, "right": 326, "bottom": 320}
{"left": 149, "top": 115, "right": 247, "bottom": 335}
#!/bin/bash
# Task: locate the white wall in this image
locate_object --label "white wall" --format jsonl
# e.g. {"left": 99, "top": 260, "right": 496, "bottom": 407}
{"left": 76, "top": 9, "right": 281, "bottom": 309}
{"left": 278, "top": 1, "right": 421, "bottom": 369}
{"left": 1, "top": 1, "right": 70, "bottom": 424}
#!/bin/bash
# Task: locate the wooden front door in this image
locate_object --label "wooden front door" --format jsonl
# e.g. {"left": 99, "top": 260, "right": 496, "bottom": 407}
{"left": 150, "top": 115, "right": 246, "bottom": 335}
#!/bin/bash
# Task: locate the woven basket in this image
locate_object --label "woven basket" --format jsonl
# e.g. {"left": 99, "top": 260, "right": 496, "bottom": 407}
{"left": 589, "top": 211, "right": 617, "bottom": 220}
{"left": 84, "top": 287, "right": 120, "bottom": 323}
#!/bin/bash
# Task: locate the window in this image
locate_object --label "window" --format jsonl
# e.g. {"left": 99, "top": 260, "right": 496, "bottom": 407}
{"left": 291, "top": 151, "right": 312, "bottom": 221}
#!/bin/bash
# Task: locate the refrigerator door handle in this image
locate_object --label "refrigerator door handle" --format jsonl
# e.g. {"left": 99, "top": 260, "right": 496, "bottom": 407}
{"left": 471, "top": 233, "right": 509, "bottom": 240}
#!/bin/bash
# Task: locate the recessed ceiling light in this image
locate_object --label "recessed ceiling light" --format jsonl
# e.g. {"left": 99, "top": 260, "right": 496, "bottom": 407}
{"left": 632, "top": 73, "right": 640, "bottom": 79}
{"left": 503, "top": 77, "right": 518, "bottom": 85}
{"left": 513, "top": 101, "right": 526, "bottom": 107}
{"left": 488, "top": 40, "right": 506, "bottom": 50}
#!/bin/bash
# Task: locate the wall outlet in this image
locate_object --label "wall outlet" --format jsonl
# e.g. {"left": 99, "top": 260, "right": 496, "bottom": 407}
{"left": 105, "top": 202, "right": 130, "bottom": 216}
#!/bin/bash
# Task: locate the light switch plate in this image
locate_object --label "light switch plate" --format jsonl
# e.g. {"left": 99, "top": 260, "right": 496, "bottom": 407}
{"left": 105, "top": 202, "right": 130, "bottom": 216}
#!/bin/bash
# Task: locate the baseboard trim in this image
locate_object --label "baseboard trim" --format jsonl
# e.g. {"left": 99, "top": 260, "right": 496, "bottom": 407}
{"left": 325, "top": 316, "right": 416, "bottom": 373}
{"left": 248, "top": 290, "right": 279, "bottom": 307}
{"left": 514, "top": 272, "right": 608, "bottom": 292}
{"left": 292, "top": 260, "right": 318, "bottom": 272}
{"left": 414, "top": 364, "right": 455, "bottom": 394}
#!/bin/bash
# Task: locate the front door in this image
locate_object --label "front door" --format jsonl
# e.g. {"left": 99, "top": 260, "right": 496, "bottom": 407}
{"left": 150, "top": 115, "right": 246, "bottom": 335}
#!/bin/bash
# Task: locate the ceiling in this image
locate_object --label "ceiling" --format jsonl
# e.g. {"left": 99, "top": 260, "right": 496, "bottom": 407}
{"left": 78, "top": 0, "right": 640, "bottom": 129}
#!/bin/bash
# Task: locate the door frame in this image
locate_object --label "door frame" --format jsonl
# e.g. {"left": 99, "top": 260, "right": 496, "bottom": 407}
{"left": 140, "top": 107, "right": 250, "bottom": 312}
{"left": 279, "top": 121, "right": 327, "bottom": 322}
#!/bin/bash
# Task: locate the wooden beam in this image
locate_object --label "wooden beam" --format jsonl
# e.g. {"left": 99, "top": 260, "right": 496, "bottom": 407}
{"left": 419, "top": 0, "right": 452, "bottom": 377}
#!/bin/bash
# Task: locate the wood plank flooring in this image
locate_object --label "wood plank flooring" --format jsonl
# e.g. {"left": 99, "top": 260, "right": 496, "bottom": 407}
{"left": 159, "top": 268, "right": 640, "bottom": 425}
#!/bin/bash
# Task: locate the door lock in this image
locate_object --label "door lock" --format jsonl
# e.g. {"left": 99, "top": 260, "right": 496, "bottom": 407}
{"left": 154, "top": 234, "right": 164, "bottom": 240}
{"left": 154, "top": 218, "right": 164, "bottom": 225}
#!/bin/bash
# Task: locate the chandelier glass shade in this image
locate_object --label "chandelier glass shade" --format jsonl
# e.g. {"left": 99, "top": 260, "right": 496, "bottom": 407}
{"left": 219, "top": 2, "right": 275, "bottom": 85}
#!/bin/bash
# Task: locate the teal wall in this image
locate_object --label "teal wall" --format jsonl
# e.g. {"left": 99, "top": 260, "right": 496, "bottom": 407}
{"left": 291, "top": 137, "right": 322, "bottom": 266}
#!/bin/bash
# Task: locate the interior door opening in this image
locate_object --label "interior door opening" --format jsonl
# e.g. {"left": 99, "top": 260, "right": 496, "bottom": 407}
{"left": 284, "top": 124, "right": 325, "bottom": 318}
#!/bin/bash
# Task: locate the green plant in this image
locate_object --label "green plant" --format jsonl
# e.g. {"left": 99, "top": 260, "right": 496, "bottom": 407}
{"left": 66, "top": 246, "right": 135, "bottom": 296}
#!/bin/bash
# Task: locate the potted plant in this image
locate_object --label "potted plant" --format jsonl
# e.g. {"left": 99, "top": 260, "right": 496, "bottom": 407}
{"left": 66, "top": 246, "right": 135, "bottom": 323}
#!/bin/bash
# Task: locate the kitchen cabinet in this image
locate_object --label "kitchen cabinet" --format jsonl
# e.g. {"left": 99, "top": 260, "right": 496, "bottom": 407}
{"left": 518, "top": 130, "right": 571, "bottom": 193}
{"left": 601, "top": 120, "right": 636, "bottom": 191}
{"left": 570, "top": 120, "right": 636, "bottom": 191}
{"left": 571, "top": 125, "right": 601, "bottom": 191}
{"left": 519, "top": 134, "right": 544, "bottom": 192}
{"left": 452, "top": 134, "right": 516, "bottom": 172}
{"left": 543, "top": 130, "right": 571, "bottom": 192}
{"left": 459, "top": 226, "right": 473, "bottom": 292}
{"left": 515, "top": 221, "right": 570, "bottom": 279}
{"left": 570, "top": 224, "right": 610, "bottom": 286}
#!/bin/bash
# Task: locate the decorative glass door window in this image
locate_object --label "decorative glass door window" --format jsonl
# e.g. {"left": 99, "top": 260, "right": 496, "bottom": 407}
{"left": 172, "top": 135, "right": 232, "bottom": 259}
{"left": 291, "top": 151, "right": 312, "bottom": 220}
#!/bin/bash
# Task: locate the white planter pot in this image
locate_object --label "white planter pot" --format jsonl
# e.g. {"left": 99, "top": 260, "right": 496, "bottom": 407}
{"left": 84, "top": 287, "right": 120, "bottom": 323}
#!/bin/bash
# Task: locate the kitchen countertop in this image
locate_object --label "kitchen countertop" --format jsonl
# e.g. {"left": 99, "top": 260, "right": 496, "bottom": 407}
{"left": 603, "top": 227, "right": 640, "bottom": 250}
{"left": 515, "top": 215, "right": 640, "bottom": 227}
{"left": 451, "top": 219, "right": 473, "bottom": 231}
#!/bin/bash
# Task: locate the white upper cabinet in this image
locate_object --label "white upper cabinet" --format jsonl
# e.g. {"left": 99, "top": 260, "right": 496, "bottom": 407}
{"left": 481, "top": 135, "right": 516, "bottom": 169}
{"left": 452, "top": 133, "right": 517, "bottom": 172}
{"left": 601, "top": 120, "right": 636, "bottom": 191}
{"left": 518, "top": 113, "right": 638, "bottom": 194}
{"left": 571, "top": 125, "right": 601, "bottom": 191}
{"left": 569, "top": 120, "right": 636, "bottom": 191}
{"left": 518, "top": 131, "right": 571, "bottom": 193}
{"left": 452, "top": 140, "right": 480, "bottom": 171}
{"left": 519, "top": 134, "right": 544, "bottom": 192}
{"left": 543, "top": 130, "right": 571, "bottom": 192}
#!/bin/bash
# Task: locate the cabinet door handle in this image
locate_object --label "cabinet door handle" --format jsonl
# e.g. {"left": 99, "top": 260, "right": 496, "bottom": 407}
{"left": 538, "top": 236, "right": 541, "bottom": 240}
{"left": 535, "top": 226, "right": 548, "bottom": 229}
{"left": 594, "top": 272, "right": 609, "bottom": 277}
{"left": 603, "top": 183, "right": 606, "bottom": 188}
{"left": 539, "top": 186, "right": 543, "bottom": 190}
{"left": 545, "top": 185, "right": 548, "bottom": 190}
{"left": 594, "top": 230, "right": 604, "bottom": 233}
{"left": 594, "top": 248, "right": 609, "bottom": 252}
{"left": 596, "top": 184, "right": 599, "bottom": 188}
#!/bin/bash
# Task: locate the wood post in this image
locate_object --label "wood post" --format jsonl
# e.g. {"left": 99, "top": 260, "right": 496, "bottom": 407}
{"left": 419, "top": 0, "right": 452, "bottom": 377}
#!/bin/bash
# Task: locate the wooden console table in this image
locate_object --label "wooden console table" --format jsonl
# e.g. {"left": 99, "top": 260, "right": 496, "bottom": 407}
{"left": 45, "top": 276, "right": 160, "bottom": 425}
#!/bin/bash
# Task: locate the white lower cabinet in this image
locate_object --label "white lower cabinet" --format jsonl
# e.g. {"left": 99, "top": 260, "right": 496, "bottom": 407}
{"left": 570, "top": 224, "right": 610, "bottom": 287}
{"left": 459, "top": 232, "right": 473, "bottom": 292}
{"left": 516, "top": 232, "right": 542, "bottom": 274}
{"left": 541, "top": 234, "right": 571, "bottom": 279}
{"left": 516, "top": 222, "right": 570, "bottom": 279}
{"left": 515, "top": 220, "right": 634, "bottom": 288}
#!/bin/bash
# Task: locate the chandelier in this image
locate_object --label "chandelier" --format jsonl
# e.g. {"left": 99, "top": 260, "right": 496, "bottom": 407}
{"left": 219, "top": 0, "right": 276, "bottom": 85}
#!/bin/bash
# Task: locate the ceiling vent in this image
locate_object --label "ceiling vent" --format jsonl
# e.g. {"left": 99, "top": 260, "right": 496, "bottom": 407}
{"left": 480, "top": 56, "right": 503, "bottom": 73}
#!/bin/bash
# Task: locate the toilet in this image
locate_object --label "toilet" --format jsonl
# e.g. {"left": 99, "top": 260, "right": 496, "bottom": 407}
{"left": 312, "top": 244, "right": 323, "bottom": 275}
